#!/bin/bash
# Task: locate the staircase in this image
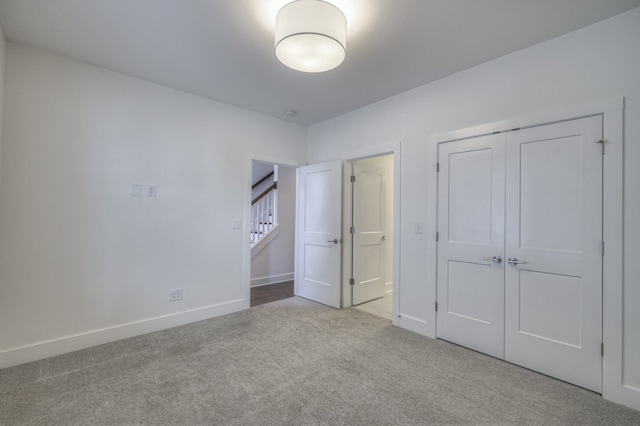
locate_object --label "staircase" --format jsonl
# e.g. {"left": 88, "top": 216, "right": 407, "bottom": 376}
{"left": 251, "top": 171, "right": 278, "bottom": 246}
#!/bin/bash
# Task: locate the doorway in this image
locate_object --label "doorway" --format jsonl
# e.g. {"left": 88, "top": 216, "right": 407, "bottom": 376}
{"left": 249, "top": 160, "right": 297, "bottom": 307}
{"left": 291, "top": 150, "right": 399, "bottom": 318}
{"left": 245, "top": 145, "right": 400, "bottom": 320}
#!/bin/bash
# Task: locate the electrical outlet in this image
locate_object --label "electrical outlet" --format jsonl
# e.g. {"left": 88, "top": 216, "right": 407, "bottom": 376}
{"left": 169, "top": 288, "right": 183, "bottom": 302}
{"left": 147, "top": 184, "right": 157, "bottom": 197}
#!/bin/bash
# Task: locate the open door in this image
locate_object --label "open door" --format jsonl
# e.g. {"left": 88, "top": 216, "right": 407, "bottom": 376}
{"left": 295, "top": 160, "right": 342, "bottom": 308}
{"left": 352, "top": 161, "right": 386, "bottom": 305}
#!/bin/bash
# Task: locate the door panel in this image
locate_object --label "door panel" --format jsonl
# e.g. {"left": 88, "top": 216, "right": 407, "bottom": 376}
{"left": 447, "top": 260, "right": 498, "bottom": 324}
{"left": 352, "top": 162, "right": 386, "bottom": 305}
{"left": 448, "top": 148, "right": 494, "bottom": 244}
{"left": 296, "top": 161, "right": 342, "bottom": 308}
{"left": 518, "top": 270, "right": 582, "bottom": 347}
{"left": 504, "top": 116, "right": 603, "bottom": 392}
{"left": 518, "top": 136, "right": 582, "bottom": 252}
{"left": 437, "top": 134, "right": 506, "bottom": 359}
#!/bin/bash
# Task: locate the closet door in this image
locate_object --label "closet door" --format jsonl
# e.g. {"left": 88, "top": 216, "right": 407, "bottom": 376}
{"left": 436, "top": 134, "right": 506, "bottom": 359}
{"left": 504, "top": 116, "right": 603, "bottom": 392}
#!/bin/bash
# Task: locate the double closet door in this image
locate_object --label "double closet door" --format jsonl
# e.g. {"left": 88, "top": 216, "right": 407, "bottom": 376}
{"left": 436, "top": 116, "right": 603, "bottom": 392}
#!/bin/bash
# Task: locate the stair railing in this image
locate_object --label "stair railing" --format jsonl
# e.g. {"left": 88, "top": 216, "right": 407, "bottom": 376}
{"left": 251, "top": 182, "right": 277, "bottom": 245}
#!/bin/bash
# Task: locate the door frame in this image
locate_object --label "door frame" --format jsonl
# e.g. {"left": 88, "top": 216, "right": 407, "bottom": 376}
{"left": 341, "top": 143, "right": 401, "bottom": 320}
{"left": 427, "top": 98, "right": 625, "bottom": 405}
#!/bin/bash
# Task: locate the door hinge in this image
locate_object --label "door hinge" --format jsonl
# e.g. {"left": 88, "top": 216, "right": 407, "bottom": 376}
{"left": 436, "top": 232, "right": 439, "bottom": 242}
{"left": 601, "top": 343, "right": 604, "bottom": 357}
{"left": 436, "top": 162, "right": 440, "bottom": 173}
{"left": 601, "top": 241, "right": 605, "bottom": 256}
{"left": 435, "top": 302, "right": 438, "bottom": 312}
{"left": 350, "top": 175, "right": 356, "bottom": 183}
{"left": 350, "top": 226, "right": 356, "bottom": 234}
{"left": 349, "top": 278, "right": 355, "bottom": 286}
{"left": 596, "top": 139, "right": 605, "bottom": 154}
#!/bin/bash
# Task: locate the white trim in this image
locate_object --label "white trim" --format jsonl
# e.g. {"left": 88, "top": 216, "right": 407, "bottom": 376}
{"left": 340, "top": 142, "right": 401, "bottom": 328}
{"left": 250, "top": 273, "right": 294, "bottom": 287}
{"left": 600, "top": 99, "right": 636, "bottom": 410}
{"left": 294, "top": 168, "right": 300, "bottom": 297}
{"left": 0, "top": 298, "right": 245, "bottom": 369}
{"left": 341, "top": 160, "right": 353, "bottom": 308}
{"left": 429, "top": 98, "right": 621, "bottom": 144}
{"left": 427, "top": 97, "right": 632, "bottom": 410}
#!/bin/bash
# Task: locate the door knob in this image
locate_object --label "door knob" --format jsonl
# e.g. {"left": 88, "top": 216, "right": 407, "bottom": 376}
{"left": 507, "top": 257, "right": 527, "bottom": 265}
{"left": 327, "top": 239, "right": 339, "bottom": 244}
{"left": 482, "top": 256, "right": 502, "bottom": 264}
{"left": 382, "top": 236, "right": 387, "bottom": 241}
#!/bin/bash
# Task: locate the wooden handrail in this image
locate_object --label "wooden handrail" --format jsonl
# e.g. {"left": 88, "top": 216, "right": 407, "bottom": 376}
{"left": 252, "top": 182, "right": 277, "bottom": 205}
{"left": 252, "top": 171, "right": 274, "bottom": 190}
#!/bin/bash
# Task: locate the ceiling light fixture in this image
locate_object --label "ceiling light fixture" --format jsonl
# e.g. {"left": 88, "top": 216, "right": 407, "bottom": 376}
{"left": 275, "top": 0, "right": 347, "bottom": 73}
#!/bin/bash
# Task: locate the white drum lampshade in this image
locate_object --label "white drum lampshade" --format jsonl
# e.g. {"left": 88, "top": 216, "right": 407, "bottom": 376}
{"left": 275, "top": 0, "right": 347, "bottom": 73}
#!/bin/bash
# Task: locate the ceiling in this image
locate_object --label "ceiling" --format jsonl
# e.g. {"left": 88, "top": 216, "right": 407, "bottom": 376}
{"left": 0, "top": 0, "right": 639, "bottom": 126}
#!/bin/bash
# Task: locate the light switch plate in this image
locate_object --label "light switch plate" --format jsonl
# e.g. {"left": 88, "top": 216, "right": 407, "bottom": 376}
{"left": 232, "top": 219, "right": 242, "bottom": 229}
{"left": 414, "top": 221, "right": 424, "bottom": 234}
{"left": 132, "top": 184, "right": 142, "bottom": 196}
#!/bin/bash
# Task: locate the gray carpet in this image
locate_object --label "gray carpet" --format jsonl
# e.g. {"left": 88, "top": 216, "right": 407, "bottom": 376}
{"left": 1, "top": 297, "right": 639, "bottom": 425}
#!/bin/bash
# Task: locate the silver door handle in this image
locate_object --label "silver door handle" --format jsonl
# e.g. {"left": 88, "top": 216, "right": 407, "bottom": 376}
{"left": 482, "top": 256, "right": 502, "bottom": 264}
{"left": 382, "top": 236, "right": 387, "bottom": 241}
{"left": 328, "top": 239, "right": 339, "bottom": 244}
{"left": 507, "top": 257, "right": 527, "bottom": 265}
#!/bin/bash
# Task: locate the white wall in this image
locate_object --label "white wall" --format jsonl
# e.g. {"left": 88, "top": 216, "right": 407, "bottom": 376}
{"left": 308, "top": 8, "right": 640, "bottom": 409}
{"left": 250, "top": 165, "right": 296, "bottom": 286}
{"left": 354, "top": 154, "right": 393, "bottom": 291}
{"left": 0, "top": 43, "right": 306, "bottom": 367}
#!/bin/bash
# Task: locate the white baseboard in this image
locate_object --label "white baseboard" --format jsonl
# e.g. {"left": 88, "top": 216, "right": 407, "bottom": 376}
{"left": 0, "top": 298, "right": 247, "bottom": 369}
{"left": 250, "top": 273, "right": 294, "bottom": 287}
{"left": 394, "top": 313, "right": 433, "bottom": 338}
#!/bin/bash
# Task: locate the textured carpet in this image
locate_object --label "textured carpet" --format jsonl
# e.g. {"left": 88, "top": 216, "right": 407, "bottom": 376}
{"left": 1, "top": 297, "right": 639, "bottom": 425}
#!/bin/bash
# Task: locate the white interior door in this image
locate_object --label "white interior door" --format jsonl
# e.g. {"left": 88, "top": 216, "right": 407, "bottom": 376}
{"left": 295, "top": 160, "right": 342, "bottom": 308}
{"left": 504, "top": 116, "right": 603, "bottom": 392}
{"left": 352, "top": 161, "right": 386, "bottom": 305}
{"left": 436, "top": 116, "right": 603, "bottom": 392}
{"left": 436, "top": 134, "right": 506, "bottom": 359}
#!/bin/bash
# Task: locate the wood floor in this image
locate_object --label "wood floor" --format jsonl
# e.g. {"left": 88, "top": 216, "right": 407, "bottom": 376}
{"left": 250, "top": 280, "right": 294, "bottom": 307}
